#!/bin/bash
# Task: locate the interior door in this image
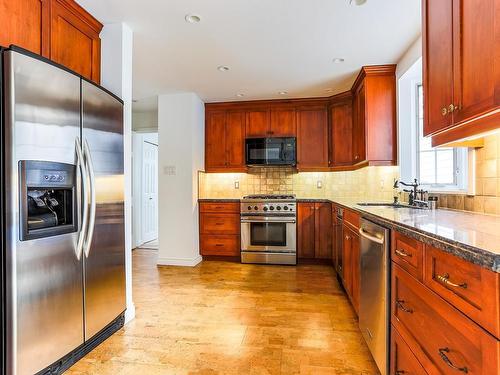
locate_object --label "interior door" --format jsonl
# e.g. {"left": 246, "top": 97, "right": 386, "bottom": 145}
{"left": 142, "top": 140, "right": 158, "bottom": 243}
{"left": 4, "top": 50, "right": 84, "bottom": 375}
{"left": 82, "top": 80, "right": 126, "bottom": 340}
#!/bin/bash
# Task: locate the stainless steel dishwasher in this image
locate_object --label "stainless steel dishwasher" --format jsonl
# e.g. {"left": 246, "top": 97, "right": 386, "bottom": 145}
{"left": 358, "top": 218, "right": 390, "bottom": 375}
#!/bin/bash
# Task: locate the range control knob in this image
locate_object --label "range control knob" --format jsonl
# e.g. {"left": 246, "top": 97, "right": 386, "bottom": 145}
{"left": 276, "top": 206, "right": 281, "bottom": 210}
{"left": 263, "top": 206, "right": 269, "bottom": 211}
{"left": 284, "top": 206, "right": 289, "bottom": 210}
{"left": 254, "top": 206, "right": 259, "bottom": 210}
{"left": 270, "top": 206, "right": 275, "bottom": 211}
{"left": 247, "top": 206, "right": 252, "bottom": 210}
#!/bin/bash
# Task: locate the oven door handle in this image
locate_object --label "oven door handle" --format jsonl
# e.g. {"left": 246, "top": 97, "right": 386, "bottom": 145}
{"left": 241, "top": 217, "right": 296, "bottom": 223}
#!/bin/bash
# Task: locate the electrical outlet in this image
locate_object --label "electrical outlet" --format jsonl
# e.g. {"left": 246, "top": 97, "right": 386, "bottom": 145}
{"left": 317, "top": 180, "right": 323, "bottom": 189}
{"left": 234, "top": 181, "right": 240, "bottom": 189}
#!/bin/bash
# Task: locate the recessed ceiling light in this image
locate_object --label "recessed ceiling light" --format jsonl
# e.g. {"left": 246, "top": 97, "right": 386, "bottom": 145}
{"left": 185, "top": 14, "right": 201, "bottom": 23}
{"left": 236, "top": 93, "right": 245, "bottom": 97}
{"left": 279, "top": 91, "right": 288, "bottom": 95}
{"left": 350, "top": 0, "right": 367, "bottom": 5}
{"left": 332, "top": 58, "right": 345, "bottom": 63}
{"left": 217, "top": 65, "right": 229, "bottom": 72}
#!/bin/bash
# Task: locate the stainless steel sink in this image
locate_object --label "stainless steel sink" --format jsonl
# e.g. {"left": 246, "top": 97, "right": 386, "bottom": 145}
{"left": 357, "top": 202, "right": 423, "bottom": 209}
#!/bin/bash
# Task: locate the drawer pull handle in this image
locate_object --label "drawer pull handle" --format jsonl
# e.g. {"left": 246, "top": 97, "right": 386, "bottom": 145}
{"left": 396, "top": 299, "right": 413, "bottom": 314}
{"left": 215, "top": 222, "right": 225, "bottom": 226}
{"left": 395, "top": 249, "right": 412, "bottom": 258}
{"left": 215, "top": 244, "right": 224, "bottom": 247}
{"left": 395, "top": 371, "right": 406, "bottom": 375}
{"left": 438, "top": 347, "right": 468, "bottom": 373}
{"left": 437, "top": 273, "right": 467, "bottom": 289}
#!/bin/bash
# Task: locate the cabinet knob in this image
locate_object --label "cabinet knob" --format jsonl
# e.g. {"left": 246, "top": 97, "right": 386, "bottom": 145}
{"left": 447, "top": 104, "right": 459, "bottom": 114}
{"left": 441, "top": 107, "right": 448, "bottom": 116}
{"left": 354, "top": 155, "right": 359, "bottom": 160}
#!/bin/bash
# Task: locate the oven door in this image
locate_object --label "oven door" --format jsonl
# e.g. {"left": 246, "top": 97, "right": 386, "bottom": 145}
{"left": 241, "top": 216, "right": 296, "bottom": 253}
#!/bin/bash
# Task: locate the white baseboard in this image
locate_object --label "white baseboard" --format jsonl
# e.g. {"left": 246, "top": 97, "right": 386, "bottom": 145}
{"left": 124, "top": 303, "right": 136, "bottom": 324}
{"left": 157, "top": 255, "right": 202, "bottom": 267}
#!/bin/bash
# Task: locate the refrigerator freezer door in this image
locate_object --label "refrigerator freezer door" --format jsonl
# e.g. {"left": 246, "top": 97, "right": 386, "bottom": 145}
{"left": 3, "top": 50, "right": 84, "bottom": 375}
{"left": 81, "top": 80, "right": 126, "bottom": 340}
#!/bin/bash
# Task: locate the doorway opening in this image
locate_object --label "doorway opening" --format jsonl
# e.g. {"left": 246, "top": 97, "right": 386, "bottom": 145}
{"left": 132, "top": 132, "right": 158, "bottom": 250}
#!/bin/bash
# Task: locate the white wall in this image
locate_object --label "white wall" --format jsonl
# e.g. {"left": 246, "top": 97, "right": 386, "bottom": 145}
{"left": 100, "top": 22, "right": 135, "bottom": 323}
{"left": 157, "top": 93, "right": 204, "bottom": 266}
{"left": 132, "top": 132, "right": 158, "bottom": 247}
{"left": 133, "top": 110, "right": 158, "bottom": 131}
{"left": 397, "top": 35, "right": 422, "bottom": 182}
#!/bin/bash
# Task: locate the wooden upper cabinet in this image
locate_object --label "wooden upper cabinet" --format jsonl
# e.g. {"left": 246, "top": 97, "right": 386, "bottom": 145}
{"left": 351, "top": 65, "right": 397, "bottom": 165}
{"left": 225, "top": 111, "right": 246, "bottom": 168}
{"left": 49, "top": 0, "right": 102, "bottom": 83}
{"left": 205, "top": 111, "right": 227, "bottom": 170}
{"left": 297, "top": 107, "right": 329, "bottom": 170}
{"left": 424, "top": 0, "right": 500, "bottom": 145}
{"left": 330, "top": 97, "right": 353, "bottom": 167}
{"left": 205, "top": 111, "right": 246, "bottom": 172}
{"left": 452, "top": 0, "right": 500, "bottom": 124}
{"left": 297, "top": 202, "right": 316, "bottom": 259}
{"left": 246, "top": 109, "right": 270, "bottom": 138}
{"left": 422, "top": 0, "right": 454, "bottom": 136}
{"left": 270, "top": 107, "right": 297, "bottom": 137}
{"left": 0, "top": 0, "right": 49, "bottom": 55}
{"left": 352, "top": 83, "right": 366, "bottom": 164}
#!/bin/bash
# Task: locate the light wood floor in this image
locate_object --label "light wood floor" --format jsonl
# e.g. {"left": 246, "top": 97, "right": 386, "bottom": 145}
{"left": 67, "top": 250, "right": 379, "bottom": 374}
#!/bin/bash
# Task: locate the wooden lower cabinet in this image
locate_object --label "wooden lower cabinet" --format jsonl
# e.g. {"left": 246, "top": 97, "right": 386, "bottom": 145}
{"left": 391, "top": 327, "right": 427, "bottom": 375}
{"left": 392, "top": 263, "right": 499, "bottom": 374}
{"left": 297, "top": 202, "right": 332, "bottom": 260}
{"left": 342, "top": 223, "right": 360, "bottom": 314}
{"left": 199, "top": 202, "right": 240, "bottom": 257}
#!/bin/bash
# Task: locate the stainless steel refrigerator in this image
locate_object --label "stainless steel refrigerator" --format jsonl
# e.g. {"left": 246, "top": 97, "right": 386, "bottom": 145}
{"left": 1, "top": 47, "right": 126, "bottom": 375}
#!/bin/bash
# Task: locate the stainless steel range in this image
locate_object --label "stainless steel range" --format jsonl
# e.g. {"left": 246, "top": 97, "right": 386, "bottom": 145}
{"left": 240, "top": 194, "right": 297, "bottom": 265}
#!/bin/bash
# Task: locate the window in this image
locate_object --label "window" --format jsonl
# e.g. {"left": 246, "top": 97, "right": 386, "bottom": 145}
{"left": 415, "top": 85, "right": 467, "bottom": 191}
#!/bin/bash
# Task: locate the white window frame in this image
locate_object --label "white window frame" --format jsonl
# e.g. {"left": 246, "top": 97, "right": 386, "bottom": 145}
{"left": 414, "top": 84, "right": 468, "bottom": 192}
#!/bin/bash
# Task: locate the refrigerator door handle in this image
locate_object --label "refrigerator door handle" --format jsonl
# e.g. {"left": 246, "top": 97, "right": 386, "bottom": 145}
{"left": 75, "top": 138, "right": 88, "bottom": 260}
{"left": 83, "top": 138, "right": 96, "bottom": 258}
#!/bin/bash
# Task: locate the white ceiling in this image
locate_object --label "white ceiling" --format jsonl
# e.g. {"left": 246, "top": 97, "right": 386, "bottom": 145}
{"left": 77, "top": 0, "right": 421, "bottom": 112}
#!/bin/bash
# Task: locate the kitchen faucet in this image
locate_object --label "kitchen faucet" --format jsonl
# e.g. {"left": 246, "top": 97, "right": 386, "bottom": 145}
{"left": 393, "top": 179, "right": 428, "bottom": 207}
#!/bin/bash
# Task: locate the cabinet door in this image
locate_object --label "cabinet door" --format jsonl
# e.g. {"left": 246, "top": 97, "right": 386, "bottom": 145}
{"left": 314, "top": 203, "right": 332, "bottom": 259}
{"left": 330, "top": 101, "right": 353, "bottom": 166}
{"left": 246, "top": 109, "right": 270, "bottom": 138}
{"left": 270, "top": 107, "right": 296, "bottom": 137}
{"left": 351, "top": 231, "right": 360, "bottom": 314}
{"left": 225, "top": 111, "right": 246, "bottom": 169}
{"left": 452, "top": 0, "right": 500, "bottom": 124}
{"left": 342, "top": 224, "right": 353, "bottom": 296}
{"left": 0, "top": 0, "right": 49, "bottom": 55}
{"left": 297, "top": 108, "right": 329, "bottom": 170}
{"left": 49, "top": 0, "right": 101, "bottom": 82}
{"left": 297, "top": 203, "right": 315, "bottom": 259}
{"left": 422, "top": 0, "right": 454, "bottom": 135}
{"left": 205, "top": 112, "right": 227, "bottom": 169}
{"left": 352, "top": 84, "right": 366, "bottom": 163}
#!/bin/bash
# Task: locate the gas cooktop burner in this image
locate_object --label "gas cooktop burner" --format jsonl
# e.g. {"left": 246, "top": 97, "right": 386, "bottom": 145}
{"left": 243, "top": 194, "right": 296, "bottom": 200}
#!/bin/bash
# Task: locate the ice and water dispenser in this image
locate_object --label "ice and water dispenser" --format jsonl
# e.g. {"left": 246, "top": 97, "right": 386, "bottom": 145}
{"left": 19, "top": 160, "right": 78, "bottom": 241}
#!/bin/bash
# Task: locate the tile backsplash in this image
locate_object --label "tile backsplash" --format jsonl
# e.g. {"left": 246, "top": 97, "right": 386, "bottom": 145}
{"left": 199, "top": 133, "right": 500, "bottom": 216}
{"left": 199, "top": 166, "right": 400, "bottom": 202}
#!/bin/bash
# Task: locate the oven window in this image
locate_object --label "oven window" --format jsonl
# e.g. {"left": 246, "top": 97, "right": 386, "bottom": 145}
{"left": 250, "top": 222, "right": 287, "bottom": 246}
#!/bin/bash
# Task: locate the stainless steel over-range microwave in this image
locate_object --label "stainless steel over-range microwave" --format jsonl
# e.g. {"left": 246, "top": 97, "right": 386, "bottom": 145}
{"left": 245, "top": 137, "right": 296, "bottom": 166}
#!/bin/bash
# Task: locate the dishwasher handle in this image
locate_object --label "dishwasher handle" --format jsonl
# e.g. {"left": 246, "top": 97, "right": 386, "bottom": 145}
{"left": 359, "top": 227, "right": 385, "bottom": 245}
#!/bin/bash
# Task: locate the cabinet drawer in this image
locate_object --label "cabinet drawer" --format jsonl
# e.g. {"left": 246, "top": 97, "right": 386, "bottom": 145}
{"left": 391, "top": 231, "right": 424, "bottom": 281}
{"left": 392, "top": 264, "right": 499, "bottom": 375}
{"left": 200, "top": 235, "right": 240, "bottom": 256}
{"left": 391, "top": 326, "right": 427, "bottom": 375}
{"left": 200, "top": 214, "right": 240, "bottom": 234}
{"left": 424, "top": 245, "right": 500, "bottom": 338}
{"left": 343, "top": 208, "right": 360, "bottom": 229}
{"left": 200, "top": 202, "right": 240, "bottom": 213}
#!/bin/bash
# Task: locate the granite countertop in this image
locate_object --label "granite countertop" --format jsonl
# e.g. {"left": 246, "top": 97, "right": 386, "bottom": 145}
{"left": 198, "top": 198, "right": 241, "bottom": 203}
{"left": 197, "top": 197, "right": 500, "bottom": 272}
